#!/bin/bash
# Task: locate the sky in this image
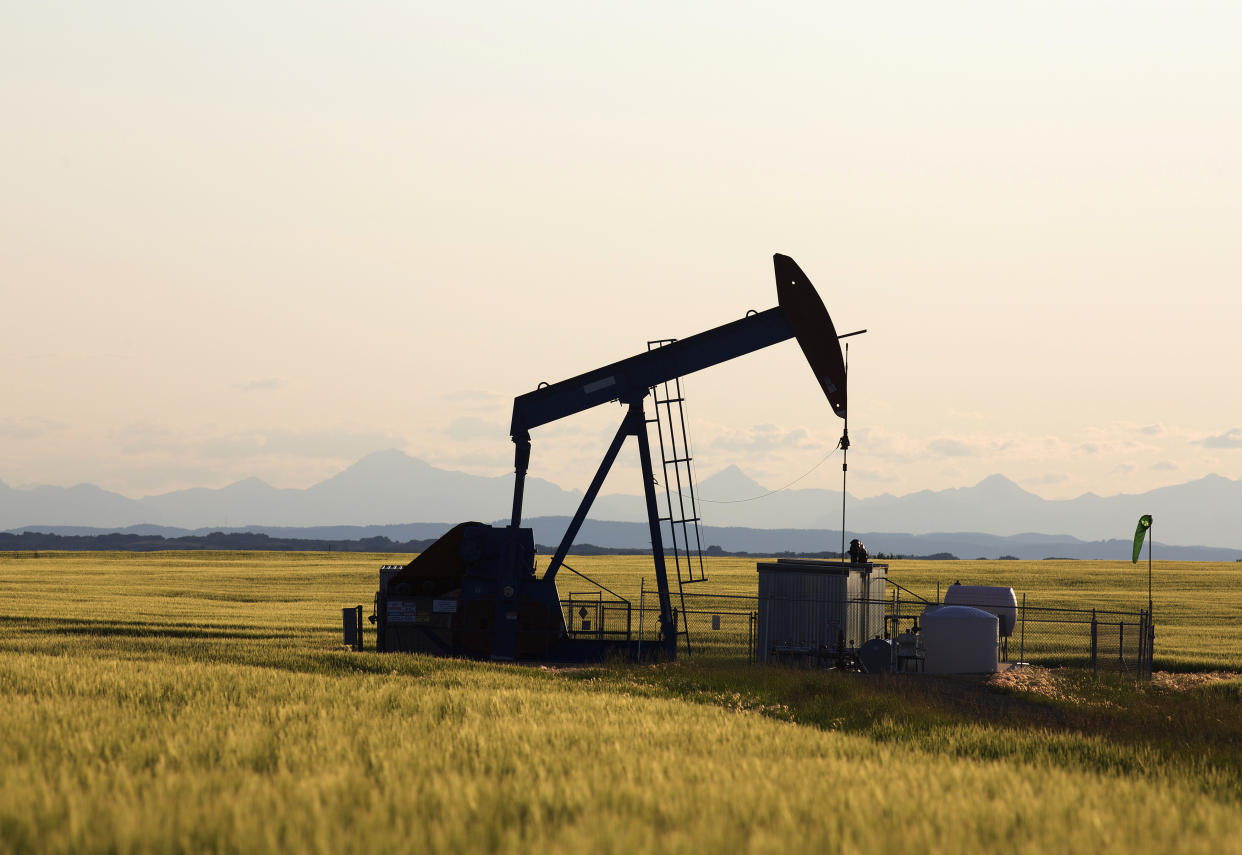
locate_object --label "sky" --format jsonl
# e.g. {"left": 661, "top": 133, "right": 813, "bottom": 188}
{"left": 3, "top": 1, "right": 1241, "bottom": 505}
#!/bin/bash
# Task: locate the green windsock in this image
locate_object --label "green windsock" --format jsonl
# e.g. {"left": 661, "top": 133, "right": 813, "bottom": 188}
{"left": 1131, "top": 514, "right": 1153, "bottom": 564}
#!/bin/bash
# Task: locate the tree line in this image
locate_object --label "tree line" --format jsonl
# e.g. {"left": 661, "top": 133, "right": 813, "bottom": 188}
{"left": 0, "top": 531, "right": 440, "bottom": 553}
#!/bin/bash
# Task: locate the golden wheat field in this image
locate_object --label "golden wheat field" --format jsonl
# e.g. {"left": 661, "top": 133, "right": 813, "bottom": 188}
{"left": 1, "top": 550, "right": 1241, "bottom": 854}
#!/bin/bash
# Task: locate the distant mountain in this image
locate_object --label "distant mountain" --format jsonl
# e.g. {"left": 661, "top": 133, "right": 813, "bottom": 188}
{"left": 4, "top": 450, "right": 1242, "bottom": 550}
{"left": 605, "top": 468, "right": 1242, "bottom": 550}
{"left": 831, "top": 473, "right": 1242, "bottom": 551}
{"left": 15, "top": 518, "right": 1242, "bottom": 562}
{"left": 510, "top": 518, "right": 1242, "bottom": 562}
{"left": 0, "top": 450, "right": 588, "bottom": 529}
{"left": 698, "top": 464, "right": 769, "bottom": 499}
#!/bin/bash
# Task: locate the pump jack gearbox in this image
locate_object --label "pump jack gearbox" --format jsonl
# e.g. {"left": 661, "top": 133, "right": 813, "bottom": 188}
{"left": 371, "top": 254, "right": 851, "bottom": 662}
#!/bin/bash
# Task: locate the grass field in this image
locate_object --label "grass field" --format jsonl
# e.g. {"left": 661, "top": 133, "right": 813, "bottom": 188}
{"left": 2, "top": 551, "right": 1241, "bottom": 854}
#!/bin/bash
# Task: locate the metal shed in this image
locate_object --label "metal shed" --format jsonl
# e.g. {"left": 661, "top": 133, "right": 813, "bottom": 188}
{"left": 756, "top": 559, "right": 887, "bottom": 664}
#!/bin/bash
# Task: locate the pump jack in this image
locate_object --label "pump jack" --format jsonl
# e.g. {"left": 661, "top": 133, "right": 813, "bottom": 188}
{"left": 372, "top": 254, "right": 850, "bottom": 661}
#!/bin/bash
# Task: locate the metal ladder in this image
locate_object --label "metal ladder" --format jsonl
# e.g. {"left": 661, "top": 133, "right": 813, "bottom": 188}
{"left": 647, "top": 340, "right": 710, "bottom": 597}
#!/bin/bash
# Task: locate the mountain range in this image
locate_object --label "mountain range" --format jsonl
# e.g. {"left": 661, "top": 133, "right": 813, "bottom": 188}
{"left": 13, "top": 520, "right": 1240, "bottom": 562}
{"left": 3, "top": 449, "right": 1241, "bottom": 552}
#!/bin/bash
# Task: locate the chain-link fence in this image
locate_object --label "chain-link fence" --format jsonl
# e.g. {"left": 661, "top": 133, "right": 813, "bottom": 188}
{"left": 885, "top": 595, "right": 1153, "bottom": 677}
{"left": 667, "top": 591, "right": 759, "bottom": 660}
{"left": 1004, "top": 604, "right": 1152, "bottom": 675}
{"left": 602, "top": 589, "right": 1154, "bottom": 677}
{"left": 560, "top": 591, "right": 635, "bottom": 644}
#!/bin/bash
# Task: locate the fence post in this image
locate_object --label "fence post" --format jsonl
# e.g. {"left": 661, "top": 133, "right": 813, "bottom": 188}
{"left": 892, "top": 588, "right": 899, "bottom": 671}
{"left": 1019, "top": 593, "right": 1026, "bottom": 665}
{"left": 637, "top": 578, "right": 644, "bottom": 659}
{"left": 342, "top": 606, "right": 359, "bottom": 651}
{"left": 1090, "top": 608, "right": 1097, "bottom": 673}
{"left": 1137, "top": 611, "right": 1147, "bottom": 676}
{"left": 750, "top": 612, "right": 757, "bottom": 663}
{"left": 1147, "top": 612, "right": 1155, "bottom": 679}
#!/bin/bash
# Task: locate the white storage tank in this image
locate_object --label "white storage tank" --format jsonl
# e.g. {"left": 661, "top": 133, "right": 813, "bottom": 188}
{"left": 920, "top": 605, "right": 999, "bottom": 674}
{"left": 942, "top": 584, "right": 1018, "bottom": 637}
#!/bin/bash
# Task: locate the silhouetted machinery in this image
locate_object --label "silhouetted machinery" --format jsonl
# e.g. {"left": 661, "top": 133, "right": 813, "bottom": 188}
{"left": 372, "top": 254, "right": 850, "bottom": 662}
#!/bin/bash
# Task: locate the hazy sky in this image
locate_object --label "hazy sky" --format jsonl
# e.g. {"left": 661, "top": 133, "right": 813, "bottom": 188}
{"left": 4, "top": 2, "right": 1241, "bottom": 505}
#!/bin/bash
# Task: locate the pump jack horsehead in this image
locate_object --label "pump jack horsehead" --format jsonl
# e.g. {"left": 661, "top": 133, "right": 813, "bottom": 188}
{"left": 371, "top": 254, "right": 855, "bottom": 662}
